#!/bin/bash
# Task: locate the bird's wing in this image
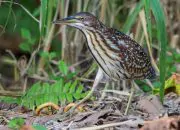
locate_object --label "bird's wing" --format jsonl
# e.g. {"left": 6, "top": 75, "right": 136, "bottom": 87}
{"left": 114, "top": 32, "right": 155, "bottom": 79}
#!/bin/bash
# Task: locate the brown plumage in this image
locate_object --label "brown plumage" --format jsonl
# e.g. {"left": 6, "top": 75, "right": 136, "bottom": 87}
{"left": 53, "top": 12, "right": 156, "bottom": 81}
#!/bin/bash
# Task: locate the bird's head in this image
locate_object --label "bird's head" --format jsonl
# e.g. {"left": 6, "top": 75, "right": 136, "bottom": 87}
{"left": 53, "top": 12, "right": 102, "bottom": 30}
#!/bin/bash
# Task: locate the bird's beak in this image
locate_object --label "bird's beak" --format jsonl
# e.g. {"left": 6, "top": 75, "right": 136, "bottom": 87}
{"left": 52, "top": 16, "right": 77, "bottom": 25}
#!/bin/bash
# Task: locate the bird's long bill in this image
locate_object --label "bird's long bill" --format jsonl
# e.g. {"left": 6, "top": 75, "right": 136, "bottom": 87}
{"left": 52, "top": 16, "right": 77, "bottom": 25}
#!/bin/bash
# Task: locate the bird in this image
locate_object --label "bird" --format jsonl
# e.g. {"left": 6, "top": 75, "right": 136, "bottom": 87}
{"left": 53, "top": 12, "right": 156, "bottom": 115}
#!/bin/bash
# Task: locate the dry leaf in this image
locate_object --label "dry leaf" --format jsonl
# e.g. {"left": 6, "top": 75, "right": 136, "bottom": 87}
{"left": 140, "top": 116, "right": 180, "bottom": 130}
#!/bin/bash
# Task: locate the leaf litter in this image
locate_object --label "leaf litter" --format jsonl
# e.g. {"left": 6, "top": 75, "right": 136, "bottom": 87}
{"left": 0, "top": 91, "right": 179, "bottom": 130}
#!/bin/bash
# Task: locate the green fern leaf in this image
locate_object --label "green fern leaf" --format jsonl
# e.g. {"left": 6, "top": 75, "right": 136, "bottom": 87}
{"left": 63, "top": 82, "right": 71, "bottom": 93}
{"left": 66, "top": 93, "right": 73, "bottom": 103}
{"left": 17, "top": 78, "right": 88, "bottom": 109}
{"left": 69, "top": 80, "right": 77, "bottom": 93}
{"left": 76, "top": 84, "right": 83, "bottom": 94}
{"left": 73, "top": 93, "right": 81, "bottom": 100}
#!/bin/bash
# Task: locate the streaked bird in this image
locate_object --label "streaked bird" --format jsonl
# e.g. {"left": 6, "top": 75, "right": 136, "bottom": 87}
{"left": 53, "top": 12, "right": 156, "bottom": 114}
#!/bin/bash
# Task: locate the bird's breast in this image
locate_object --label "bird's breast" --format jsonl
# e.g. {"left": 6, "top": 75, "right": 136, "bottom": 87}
{"left": 82, "top": 30, "right": 129, "bottom": 80}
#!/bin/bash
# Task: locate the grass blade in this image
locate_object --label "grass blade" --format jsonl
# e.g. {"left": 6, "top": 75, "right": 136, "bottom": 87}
{"left": 143, "top": 0, "right": 159, "bottom": 72}
{"left": 144, "top": 0, "right": 152, "bottom": 44}
{"left": 122, "top": 0, "right": 144, "bottom": 33}
{"left": 151, "top": 0, "right": 167, "bottom": 102}
{"left": 40, "top": 0, "right": 48, "bottom": 38}
{"left": 139, "top": 1, "right": 159, "bottom": 72}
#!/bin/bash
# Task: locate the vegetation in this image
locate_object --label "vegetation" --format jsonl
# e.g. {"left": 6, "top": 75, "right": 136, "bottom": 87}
{"left": 0, "top": 0, "right": 179, "bottom": 128}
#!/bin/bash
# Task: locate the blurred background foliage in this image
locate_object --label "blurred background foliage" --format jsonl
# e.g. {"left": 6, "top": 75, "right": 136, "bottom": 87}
{"left": 0, "top": 0, "right": 179, "bottom": 107}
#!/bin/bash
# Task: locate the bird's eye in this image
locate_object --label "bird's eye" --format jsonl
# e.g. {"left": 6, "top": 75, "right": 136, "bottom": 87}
{"left": 79, "top": 17, "right": 84, "bottom": 20}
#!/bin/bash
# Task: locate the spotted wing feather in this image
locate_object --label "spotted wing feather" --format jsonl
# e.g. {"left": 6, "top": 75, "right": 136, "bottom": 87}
{"left": 114, "top": 30, "right": 156, "bottom": 79}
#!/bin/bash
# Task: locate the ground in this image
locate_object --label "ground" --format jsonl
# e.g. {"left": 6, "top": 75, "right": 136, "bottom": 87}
{"left": 0, "top": 91, "right": 179, "bottom": 130}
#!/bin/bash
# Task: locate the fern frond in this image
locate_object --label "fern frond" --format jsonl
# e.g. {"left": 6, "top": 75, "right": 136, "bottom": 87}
{"left": 20, "top": 79, "right": 87, "bottom": 109}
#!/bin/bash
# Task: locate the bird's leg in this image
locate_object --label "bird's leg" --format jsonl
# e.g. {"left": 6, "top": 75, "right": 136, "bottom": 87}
{"left": 69, "top": 68, "right": 104, "bottom": 112}
{"left": 124, "top": 80, "right": 135, "bottom": 115}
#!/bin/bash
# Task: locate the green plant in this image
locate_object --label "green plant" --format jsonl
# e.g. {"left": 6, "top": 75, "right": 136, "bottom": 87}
{"left": 0, "top": 0, "right": 177, "bottom": 109}
{"left": 151, "top": 0, "right": 167, "bottom": 102}
{"left": 8, "top": 117, "right": 47, "bottom": 130}
{"left": 153, "top": 74, "right": 180, "bottom": 95}
{"left": 137, "top": 49, "right": 179, "bottom": 95}
{"left": 8, "top": 117, "right": 25, "bottom": 130}
{"left": 0, "top": 59, "right": 87, "bottom": 109}
{"left": 0, "top": 79, "right": 88, "bottom": 110}
{"left": 21, "top": 79, "right": 88, "bottom": 109}
{"left": 123, "top": 0, "right": 168, "bottom": 101}
{"left": 19, "top": 28, "right": 37, "bottom": 52}
{"left": 32, "top": 125, "right": 47, "bottom": 130}
{"left": 166, "top": 48, "right": 180, "bottom": 77}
